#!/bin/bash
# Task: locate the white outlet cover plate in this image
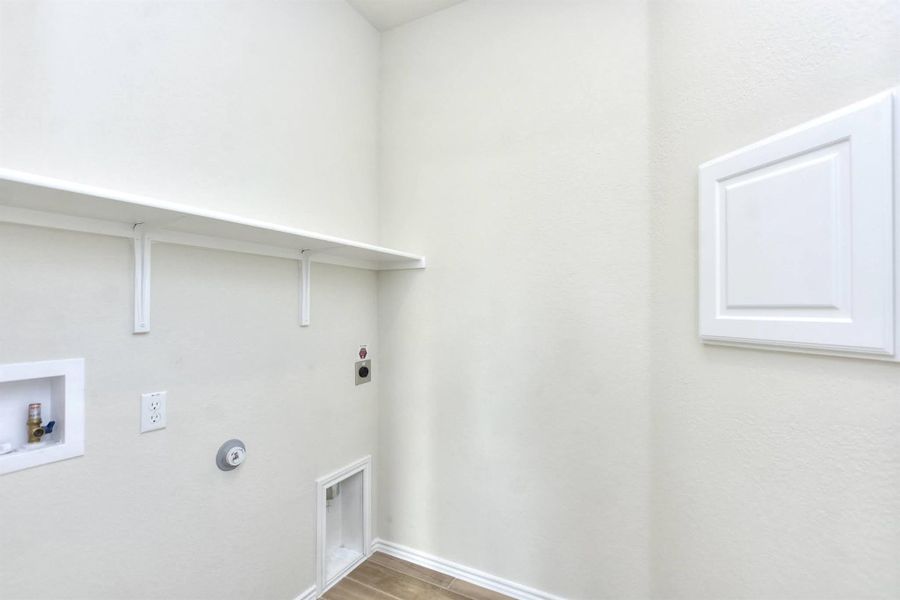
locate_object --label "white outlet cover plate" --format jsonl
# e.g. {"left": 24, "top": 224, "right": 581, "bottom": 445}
{"left": 140, "top": 391, "right": 167, "bottom": 433}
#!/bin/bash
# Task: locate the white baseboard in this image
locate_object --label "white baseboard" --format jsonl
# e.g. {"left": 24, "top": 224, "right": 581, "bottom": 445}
{"left": 294, "top": 584, "right": 317, "bottom": 600}
{"left": 371, "top": 539, "right": 566, "bottom": 600}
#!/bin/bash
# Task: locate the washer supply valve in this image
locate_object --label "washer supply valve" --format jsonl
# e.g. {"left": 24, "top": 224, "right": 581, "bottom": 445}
{"left": 26, "top": 403, "right": 55, "bottom": 444}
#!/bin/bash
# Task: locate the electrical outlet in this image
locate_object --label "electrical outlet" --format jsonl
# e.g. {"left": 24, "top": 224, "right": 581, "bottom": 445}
{"left": 355, "top": 359, "right": 371, "bottom": 385}
{"left": 140, "top": 391, "right": 167, "bottom": 433}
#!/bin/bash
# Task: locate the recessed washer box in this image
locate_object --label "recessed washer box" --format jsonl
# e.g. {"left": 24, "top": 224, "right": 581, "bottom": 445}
{"left": 316, "top": 456, "right": 371, "bottom": 594}
{"left": 0, "top": 358, "right": 85, "bottom": 475}
{"left": 699, "top": 88, "right": 899, "bottom": 359}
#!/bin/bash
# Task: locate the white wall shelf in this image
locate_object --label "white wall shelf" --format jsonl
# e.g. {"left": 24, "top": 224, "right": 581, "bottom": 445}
{"left": 0, "top": 169, "right": 425, "bottom": 330}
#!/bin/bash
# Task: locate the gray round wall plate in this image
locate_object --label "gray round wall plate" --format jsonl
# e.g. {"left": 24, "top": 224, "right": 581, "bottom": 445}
{"left": 216, "top": 438, "right": 247, "bottom": 471}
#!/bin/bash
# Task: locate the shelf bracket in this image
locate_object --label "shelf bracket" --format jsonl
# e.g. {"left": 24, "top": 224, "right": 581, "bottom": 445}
{"left": 299, "top": 250, "right": 311, "bottom": 327}
{"left": 133, "top": 223, "right": 151, "bottom": 334}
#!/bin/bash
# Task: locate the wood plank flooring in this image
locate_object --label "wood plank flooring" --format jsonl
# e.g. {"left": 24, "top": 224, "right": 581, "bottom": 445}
{"left": 323, "top": 553, "right": 513, "bottom": 600}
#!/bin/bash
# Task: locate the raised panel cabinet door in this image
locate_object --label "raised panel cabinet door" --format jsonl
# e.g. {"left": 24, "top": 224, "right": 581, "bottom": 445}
{"left": 699, "top": 89, "right": 895, "bottom": 357}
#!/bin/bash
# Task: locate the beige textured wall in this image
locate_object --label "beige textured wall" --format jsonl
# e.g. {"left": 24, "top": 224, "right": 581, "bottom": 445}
{"left": 377, "top": 1, "right": 652, "bottom": 597}
{"left": 0, "top": 0, "right": 380, "bottom": 242}
{"left": 648, "top": 1, "right": 900, "bottom": 598}
{"left": 3, "top": 1, "right": 900, "bottom": 599}
{"left": 0, "top": 2, "right": 381, "bottom": 598}
{"left": 377, "top": 0, "right": 900, "bottom": 598}
{"left": 0, "top": 228, "right": 378, "bottom": 599}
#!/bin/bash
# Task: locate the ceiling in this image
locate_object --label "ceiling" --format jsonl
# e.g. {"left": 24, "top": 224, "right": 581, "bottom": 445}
{"left": 347, "top": 0, "right": 468, "bottom": 31}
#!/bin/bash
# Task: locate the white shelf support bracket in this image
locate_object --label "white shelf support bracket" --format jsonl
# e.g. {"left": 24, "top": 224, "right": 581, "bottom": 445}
{"left": 133, "top": 223, "right": 151, "bottom": 334}
{"left": 299, "top": 250, "right": 311, "bottom": 327}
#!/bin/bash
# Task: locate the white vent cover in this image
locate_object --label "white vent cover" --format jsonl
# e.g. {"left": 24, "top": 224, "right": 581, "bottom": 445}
{"left": 699, "top": 89, "right": 898, "bottom": 359}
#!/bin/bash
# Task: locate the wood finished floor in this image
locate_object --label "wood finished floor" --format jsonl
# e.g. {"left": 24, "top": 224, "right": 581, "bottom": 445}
{"left": 323, "top": 552, "right": 513, "bottom": 600}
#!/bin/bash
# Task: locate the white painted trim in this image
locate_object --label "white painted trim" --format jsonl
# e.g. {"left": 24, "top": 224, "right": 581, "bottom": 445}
{"left": 299, "top": 251, "right": 311, "bottom": 327}
{"left": 316, "top": 456, "right": 373, "bottom": 595}
{"left": 132, "top": 224, "right": 151, "bottom": 333}
{"left": 371, "top": 539, "right": 567, "bottom": 600}
{"left": 293, "top": 585, "right": 317, "bottom": 600}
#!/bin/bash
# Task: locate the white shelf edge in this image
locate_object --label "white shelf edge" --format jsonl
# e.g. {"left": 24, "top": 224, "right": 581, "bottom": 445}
{"left": 0, "top": 168, "right": 425, "bottom": 329}
{"left": 0, "top": 168, "right": 426, "bottom": 269}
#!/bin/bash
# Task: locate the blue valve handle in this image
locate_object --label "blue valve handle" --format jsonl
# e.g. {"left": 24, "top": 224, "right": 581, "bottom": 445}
{"left": 44, "top": 421, "right": 56, "bottom": 434}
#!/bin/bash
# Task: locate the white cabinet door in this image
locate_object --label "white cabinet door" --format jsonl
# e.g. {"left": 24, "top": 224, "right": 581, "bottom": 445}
{"left": 699, "top": 90, "right": 895, "bottom": 357}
